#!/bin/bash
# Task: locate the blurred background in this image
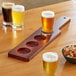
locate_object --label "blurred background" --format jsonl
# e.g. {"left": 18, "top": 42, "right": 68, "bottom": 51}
{"left": 0, "top": 0, "right": 71, "bottom": 10}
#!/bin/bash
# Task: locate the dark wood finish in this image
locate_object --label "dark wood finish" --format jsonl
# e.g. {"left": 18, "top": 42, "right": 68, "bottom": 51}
{"left": 8, "top": 16, "right": 70, "bottom": 61}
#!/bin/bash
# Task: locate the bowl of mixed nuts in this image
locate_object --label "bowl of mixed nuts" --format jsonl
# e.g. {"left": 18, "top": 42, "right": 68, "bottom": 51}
{"left": 62, "top": 45, "right": 76, "bottom": 64}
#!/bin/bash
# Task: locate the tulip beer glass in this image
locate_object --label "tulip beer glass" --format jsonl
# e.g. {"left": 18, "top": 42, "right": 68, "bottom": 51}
{"left": 41, "top": 11, "right": 55, "bottom": 34}
{"left": 42, "top": 52, "right": 58, "bottom": 76}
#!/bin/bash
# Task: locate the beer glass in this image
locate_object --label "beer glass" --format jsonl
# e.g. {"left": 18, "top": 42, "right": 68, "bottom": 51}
{"left": 42, "top": 52, "right": 58, "bottom": 76}
{"left": 2, "top": 2, "right": 15, "bottom": 26}
{"left": 41, "top": 11, "right": 55, "bottom": 34}
{"left": 12, "top": 5, "right": 25, "bottom": 30}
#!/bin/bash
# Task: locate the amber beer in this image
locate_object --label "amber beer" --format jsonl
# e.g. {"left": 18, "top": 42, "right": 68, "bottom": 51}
{"left": 12, "top": 5, "right": 25, "bottom": 30}
{"left": 42, "top": 52, "right": 58, "bottom": 76}
{"left": 41, "top": 11, "right": 55, "bottom": 34}
{"left": 2, "top": 2, "right": 15, "bottom": 26}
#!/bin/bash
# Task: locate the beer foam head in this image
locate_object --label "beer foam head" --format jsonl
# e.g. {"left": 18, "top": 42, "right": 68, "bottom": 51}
{"left": 12, "top": 5, "right": 25, "bottom": 12}
{"left": 41, "top": 11, "right": 55, "bottom": 18}
{"left": 42, "top": 52, "right": 58, "bottom": 62}
{"left": 2, "top": 2, "right": 15, "bottom": 8}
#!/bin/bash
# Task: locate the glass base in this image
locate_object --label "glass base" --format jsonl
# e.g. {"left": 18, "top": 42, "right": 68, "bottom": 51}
{"left": 3, "top": 21, "right": 12, "bottom": 26}
{"left": 12, "top": 25, "right": 24, "bottom": 30}
{"left": 42, "top": 30, "right": 53, "bottom": 35}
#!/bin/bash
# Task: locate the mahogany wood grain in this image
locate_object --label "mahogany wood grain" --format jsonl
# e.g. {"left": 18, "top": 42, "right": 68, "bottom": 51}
{"left": 0, "top": 1, "right": 76, "bottom": 76}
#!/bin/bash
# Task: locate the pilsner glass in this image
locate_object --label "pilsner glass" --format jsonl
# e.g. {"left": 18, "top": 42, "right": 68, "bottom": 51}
{"left": 41, "top": 11, "right": 55, "bottom": 34}
{"left": 42, "top": 52, "right": 58, "bottom": 76}
{"left": 12, "top": 5, "right": 25, "bottom": 30}
{"left": 2, "top": 2, "right": 15, "bottom": 26}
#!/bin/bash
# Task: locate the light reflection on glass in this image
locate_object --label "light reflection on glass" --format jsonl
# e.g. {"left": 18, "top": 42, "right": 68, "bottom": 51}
{"left": 3, "top": 26, "right": 7, "bottom": 33}
{"left": 12, "top": 29, "right": 17, "bottom": 39}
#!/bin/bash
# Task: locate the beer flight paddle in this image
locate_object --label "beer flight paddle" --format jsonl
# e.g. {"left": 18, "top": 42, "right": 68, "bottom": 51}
{"left": 8, "top": 16, "right": 71, "bottom": 62}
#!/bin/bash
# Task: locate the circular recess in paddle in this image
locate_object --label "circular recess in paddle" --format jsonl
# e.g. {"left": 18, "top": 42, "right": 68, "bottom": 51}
{"left": 17, "top": 48, "right": 31, "bottom": 54}
{"left": 26, "top": 41, "right": 39, "bottom": 47}
{"left": 34, "top": 35, "right": 46, "bottom": 41}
